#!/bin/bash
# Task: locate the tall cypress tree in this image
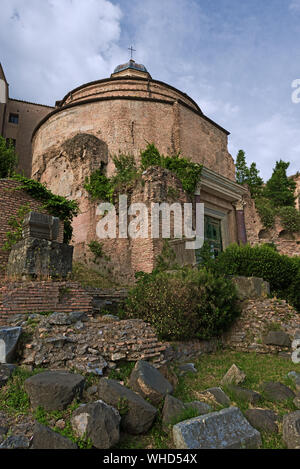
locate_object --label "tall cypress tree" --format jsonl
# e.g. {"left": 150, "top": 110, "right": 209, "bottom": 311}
{"left": 264, "top": 160, "right": 296, "bottom": 207}
{"left": 235, "top": 150, "right": 263, "bottom": 197}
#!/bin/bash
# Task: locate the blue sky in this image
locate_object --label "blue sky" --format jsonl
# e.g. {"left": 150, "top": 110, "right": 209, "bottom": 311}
{"left": 0, "top": 0, "right": 299, "bottom": 180}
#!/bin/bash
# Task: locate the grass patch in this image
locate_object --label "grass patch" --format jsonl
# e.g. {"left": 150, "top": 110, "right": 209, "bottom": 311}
{"left": 108, "top": 361, "right": 135, "bottom": 385}
{"left": 34, "top": 402, "right": 93, "bottom": 449}
{"left": 0, "top": 367, "right": 45, "bottom": 415}
{"left": 70, "top": 262, "right": 120, "bottom": 289}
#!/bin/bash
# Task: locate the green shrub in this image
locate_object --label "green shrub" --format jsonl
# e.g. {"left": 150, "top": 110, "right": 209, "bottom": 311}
{"left": 141, "top": 144, "right": 202, "bottom": 195}
{"left": 124, "top": 267, "right": 240, "bottom": 341}
{"left": 84, "top": 168, "right": 113, "bottom": 202}
{"left": 255, "top": 197, "right": 276, "bottom": 229}
{"left": 277, "top": 206, "right": 300, "bottom": 233}
{"left": 88, "top": 240, "right": 104, "bottom": 262}
{"left": 210, "top": 243, "right": 300, "bottom": 311}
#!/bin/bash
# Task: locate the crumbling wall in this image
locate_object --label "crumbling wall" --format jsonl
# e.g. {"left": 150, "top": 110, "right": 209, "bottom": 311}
{"left": 0, "top": 179, "right": 64, "bottom": 280}
{"left": 244, "top": 190, "right": 300, "bottom": 256}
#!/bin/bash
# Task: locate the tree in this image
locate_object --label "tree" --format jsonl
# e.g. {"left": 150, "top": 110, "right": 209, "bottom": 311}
{"left": 235, "top": 150, "right": 263, "bottom": 197}
{"left": 248, "top": 162, "right": 264, "bottom": 197}
{"left": 264, "top": 160, "right": 296, "bottom": 207}
{"left": 235, "top": 150, "right": 249, "bottom": 184}
{"left": 0, "top": 136, "right": 18, "bottom": 178}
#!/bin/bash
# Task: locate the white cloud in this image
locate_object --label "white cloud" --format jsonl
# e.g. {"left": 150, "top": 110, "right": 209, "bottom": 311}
{"left": 289, "top": 0, "right": 300, "bottom": 12}
{"left": 228, "top": 113, "right": 300, "bottom": 180}
{"left": 0, "top": 0, "right": 123, "bottom": 104}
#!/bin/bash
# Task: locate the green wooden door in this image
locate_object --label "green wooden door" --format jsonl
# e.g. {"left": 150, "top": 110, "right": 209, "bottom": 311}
{"left": 195, "top": 215, "right": 223, "bottom": 264}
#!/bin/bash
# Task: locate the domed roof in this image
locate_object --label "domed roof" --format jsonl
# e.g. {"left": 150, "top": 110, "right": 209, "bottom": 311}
{"left": 113, "top": 59, "right": 148, "bottom": 74}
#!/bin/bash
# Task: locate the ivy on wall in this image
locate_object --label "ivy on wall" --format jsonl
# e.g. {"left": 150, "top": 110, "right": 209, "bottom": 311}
{"left": 2, "top": 203, "right": 31, "bottom": 251}
{"left": 84, "top": 144, "right": 203, "bottom": 202}
{"left": 10, "top": 174, "right": 79, "bottom": 243}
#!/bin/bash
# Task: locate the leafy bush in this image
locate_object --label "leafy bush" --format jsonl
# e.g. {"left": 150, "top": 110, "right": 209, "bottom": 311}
{"left": 84, "top": 168, "right": 113, "bottom": 202}
{"left": 84, "top": 154, "right": 140, "bottom": 202}
{"left": 124, "top": 267, "right": 240, "bottom": 341}
{"left": 255, "top": 197, "right": 276, "bottom": 229}
{"left": 205, "top": 243, "right": 300, "bottom": 311}
{"left": 277, "top": 206, "right": 300, "bottom": 233}
{"left": 141, "top": 144, "right": 202, "bottom": 195}
{"left": 88, "top": 240, "right": 104, "bottom": 262}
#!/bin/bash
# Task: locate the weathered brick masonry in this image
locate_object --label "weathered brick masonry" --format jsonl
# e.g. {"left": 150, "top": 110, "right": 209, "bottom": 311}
{"left": 0, "top": 281, "right": 93, "bottom": 326}
{"left": 0, "top": 179, "right": 64, "bottom": 280}
{"left": 244, "top": 189, "right": 300, "bottom": 256}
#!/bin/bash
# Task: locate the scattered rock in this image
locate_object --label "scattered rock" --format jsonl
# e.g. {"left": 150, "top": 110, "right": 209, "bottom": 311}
{"left": 205, "top": 387, "right": 231, "bottom": 406}
{"left": 221, "top": 364, "right": 246, "bottom": 386}
{"left": 55, "top": 419, "right": 66, "bottom": 430}
{"left": 0, "top": 426, "right": 8, "bottom": 444}
{"left": 227, "top": 385, "right": 262, "bottom": 404}
{"left": 173, "top": 407, "right": 261, "bottom": 449}
{"left": 24, "top": 371, "right": 85, "bottom": 410}
{"left": 262, "top": 382, "right": 295, "bottom": 402}
{"left": 158, "top": 364, "right": 179, "bottom": 389}
{"left": 48, "top": 313, "right": 73, "bottom": 326}
{"left": 178, "top": 363, "right": 197, "bottom": 375}
{"left": 244, "top": 409, "right": 279, "bottom": 434}
{"left": 71, "top": 401, "right": 120, "bottom": 449}
{"left": 0, "top": 364, "right": 16, "bottom": 388}
{"left": 32, "top": 422, "right": 77, "bottom": 449}
{"left": 293, "top": 394, "right": 300, "bottom": 410}
{"left": 262, "top": 331, "right": 291, "bottom": 347}
{"left": 282, "top": 411, "right": 300, "bottom": 449}
{"left": 232, "top": 276, "right": 270, "bottom": 300}
{"left": 162, "top": 395, "right": 186, "bottom": 425}
{"left": 0, "top": 435, "right": 30, "bottom": 449}
{"left": 98, "top": 378, "right": 157, "bottom": 434}
{"left": 185, "top": 401, "right": 212, "bottom": 415}
{"left": 0, "top": 327, "right": 22, "bottom": 363}
{"left": 129, "top": 360, "right": 173, "bottom": 406}
{"left": 287, "top": 371, "right": 300, "bottom": 392}
{"left": 86, "top": 358, "right": 107, "bottom": 376}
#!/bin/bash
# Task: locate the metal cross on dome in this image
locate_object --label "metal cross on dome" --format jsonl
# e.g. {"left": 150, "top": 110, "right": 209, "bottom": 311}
{"left": 128, "top": 46, "right": 136, "bottom": 60}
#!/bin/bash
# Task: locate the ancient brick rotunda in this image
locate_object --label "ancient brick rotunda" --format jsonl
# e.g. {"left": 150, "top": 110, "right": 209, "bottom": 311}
{"left": 1, "top": 59, "right": 252, "bottom": 282}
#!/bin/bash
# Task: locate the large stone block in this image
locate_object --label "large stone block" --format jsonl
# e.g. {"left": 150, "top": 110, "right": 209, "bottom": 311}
{"left": 173, "top": 407, "right": 262, "bottom": 449}
{"left": 129, "top": 360, "right": 173, "bottom": 406}
{"left": 98, "top": 378, "right": 158, "bottom": 435}
{"left": 0, "top": 327, "right": 22, "bottom": 363}
{"left": 7, "top": 237, "right": 73, "bottom": 279}
{"left": 24, "top": 371, "right": 85, "bottom": 410}
{"left": 32, "top": 422, "right": 77, "bottom": 449}
{"left": 71, "top": 401, "right": 120, "bottom": 449}
{"left": 232, "top": 276, "right": 270, "bottom": 300}
{"left": 283, "top": 411, "right": 300, "bottom": 449}
{"left": 22, "top": 211, "right": 59, "bottom": 241}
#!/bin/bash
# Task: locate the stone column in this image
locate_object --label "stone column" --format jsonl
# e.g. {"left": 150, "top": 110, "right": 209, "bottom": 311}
{"left": 234, "top": 198, "right": 247, "bottom": 245}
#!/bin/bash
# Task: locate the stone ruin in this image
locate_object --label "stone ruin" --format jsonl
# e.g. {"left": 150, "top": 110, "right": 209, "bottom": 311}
{"left": 6, "top": 211, "right": 73, "bottom": 280}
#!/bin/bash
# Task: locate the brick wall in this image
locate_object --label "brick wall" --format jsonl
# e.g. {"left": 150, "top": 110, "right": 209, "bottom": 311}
{"left": 0, "top": 281, "right": 93, "bottom": 326}
{"left": 0, "top": 179, "right": 64, "bottom": 280}
{"left": 32, "top": 76, "right": 235, "bottom": 182}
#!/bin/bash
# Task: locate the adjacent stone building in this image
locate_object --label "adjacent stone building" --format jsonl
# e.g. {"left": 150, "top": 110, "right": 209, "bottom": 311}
{"left": 0, "top": 63, "right": 54, "bottom": 176}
